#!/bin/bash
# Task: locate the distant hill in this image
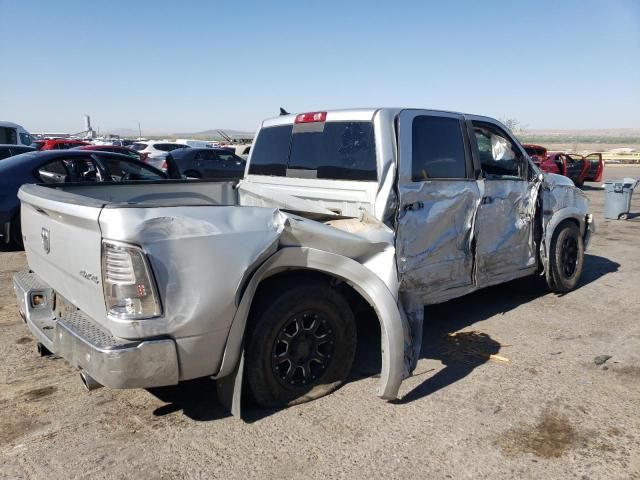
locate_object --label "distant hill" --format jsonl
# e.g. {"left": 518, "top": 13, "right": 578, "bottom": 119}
{"left": 186, "top": 129, "right": 254, "bottom": 137}
{"left": 106, "top": 128, "right": 254, "bottom": 139}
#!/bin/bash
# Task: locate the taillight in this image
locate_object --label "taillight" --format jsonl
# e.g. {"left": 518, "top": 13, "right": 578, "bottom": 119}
{"left": 295, "top": 111, "right": 327, "bottom": 123}
{"left": 160, "top": 160, "right": 167, "bottom": 170}
{"left": 140, "top": 152, "right": 149, "bottom": 162}
{"left": 102, "top": 241, "right": 161, "bottom": 319}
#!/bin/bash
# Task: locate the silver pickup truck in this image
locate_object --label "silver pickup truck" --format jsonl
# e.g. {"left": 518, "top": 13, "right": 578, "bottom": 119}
{"left": 14, "top": 108, "right": 593, "bottom": 414}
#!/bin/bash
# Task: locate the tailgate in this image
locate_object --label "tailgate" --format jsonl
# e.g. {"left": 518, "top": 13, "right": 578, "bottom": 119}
{"left": 19, "top": 185, "right": 107, "bottom": 327}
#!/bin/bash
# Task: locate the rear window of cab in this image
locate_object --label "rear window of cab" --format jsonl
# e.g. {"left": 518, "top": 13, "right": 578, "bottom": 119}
{"left": 249, "top": 121, "right": 377, "bottom": 181}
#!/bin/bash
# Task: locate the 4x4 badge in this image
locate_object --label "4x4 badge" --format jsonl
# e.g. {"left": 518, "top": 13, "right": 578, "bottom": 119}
{"left": 41, "top": 228, "right": 50, "bottom": 254}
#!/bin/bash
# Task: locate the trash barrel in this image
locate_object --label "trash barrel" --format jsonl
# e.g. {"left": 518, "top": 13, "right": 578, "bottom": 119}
{"left": 604, "top": 177, "right": 637, "bottom": 220}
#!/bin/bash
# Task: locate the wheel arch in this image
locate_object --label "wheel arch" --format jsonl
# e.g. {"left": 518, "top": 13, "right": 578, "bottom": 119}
{"left": 542, "top": 209, "right": 585, "bottom": 280}
{"left": 215, "top": 247, "right": 407, "bottom": 402}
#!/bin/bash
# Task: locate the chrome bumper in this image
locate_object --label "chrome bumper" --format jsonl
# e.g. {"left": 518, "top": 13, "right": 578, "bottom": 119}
{"left": 13, "top": 270, "right": 179, "bottom": 389}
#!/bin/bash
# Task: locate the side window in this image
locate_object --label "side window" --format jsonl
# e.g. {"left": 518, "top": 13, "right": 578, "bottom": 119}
{"left": 216, "top": 152, "right": 242, "bottom": 163}
{"left": 102, "top": 157, "right": 165, "bottom": 181}
{"left": 473, "top": 123, "right": 523, "bottom": 180}
{"left": 20, "top": 133, "right": 33, "bottom": 145}
{"left": 37, "top": 161, "right": 71, "bottom": 183}
{"left": 411, "top": 116, "right": 467, "bottom": 181}
{"left": 202, "top": 150, "right": 216, "bottom": 161}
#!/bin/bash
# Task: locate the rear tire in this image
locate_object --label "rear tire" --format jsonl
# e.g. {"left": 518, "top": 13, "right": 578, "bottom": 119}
{"left": 546, "top": 221, "right": 584, "bottom": 293}
{"left": 245, "top": 281, "right": 356, "bottom": 408}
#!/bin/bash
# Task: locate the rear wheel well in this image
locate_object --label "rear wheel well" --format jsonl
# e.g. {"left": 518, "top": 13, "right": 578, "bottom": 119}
{"left": 248, "top": 269, "right": 382, "bottom": 373}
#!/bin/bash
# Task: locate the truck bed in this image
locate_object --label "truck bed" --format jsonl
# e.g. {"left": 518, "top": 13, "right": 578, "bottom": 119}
{"left": 28, "top": 179, "right": 239, "bottom": 208}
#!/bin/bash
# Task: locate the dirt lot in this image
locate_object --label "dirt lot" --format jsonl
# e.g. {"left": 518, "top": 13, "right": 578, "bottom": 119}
{"left": 1, "top": 167, "right": 639, "bottom": 479}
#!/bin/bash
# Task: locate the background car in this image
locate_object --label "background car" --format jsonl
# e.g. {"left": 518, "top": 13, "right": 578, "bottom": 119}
{"left": 0, "top": 150, "right": 174, "bottom": 249}
{"left": 0, "top": 144, "right": 35, "bottom": 160}
{"left": 74, "top": 144, "right": 148, "bottom": 162}
{"left": 524, "top": 144, "right": 603, "bottom": 186}
{"left": 130, "top": 141, "right": 190, "bottom": 169}
{"left": 33, "top": 139, "right": 90, "bottom": 150}
{"left": 168, "top": 147, "right": 246, "bottom": 179}
{"left": 233, "top": 144, "right": 252, "bottom": 160}
{"left": 0, "top": 121, "right": 34, "bottom": 146}
{"left": 523, "top": 144, "right": 547, "bottom": 164}
{"left": 542, "top": 152, "right": 590, "bottom": 187}
{"left": 580, "top": 153, "right": 604, "bottom": 182}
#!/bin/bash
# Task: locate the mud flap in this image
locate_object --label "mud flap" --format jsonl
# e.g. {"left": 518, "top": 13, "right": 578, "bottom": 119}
{"left": 399, "top": 292, "right": 424, "bottom": 377}
{"left": 216, "top": 347, "right": 245, "bottom": 419}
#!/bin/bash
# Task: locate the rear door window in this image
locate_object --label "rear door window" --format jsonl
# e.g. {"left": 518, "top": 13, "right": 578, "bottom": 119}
{"left": 100, "top": 156, "right": 166, "bottom": 181}
{"left": 411, "top": 116, "right": 467, "bottom": 180}
{"left": 37, "top": 159, "right": 95, "bottom": 183}
{"left": 216, "top": 151, "right": 244, "bottom": 164}
{"left": 38, "top": 161, "right": 69, "bottom": 183}
{"left": 249, "top": 122, "right": 377, "bottom": 181}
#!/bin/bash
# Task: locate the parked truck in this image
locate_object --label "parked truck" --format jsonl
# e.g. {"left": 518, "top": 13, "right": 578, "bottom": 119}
{"left": 14, "top": 108, "right": 593, "bottom": 415}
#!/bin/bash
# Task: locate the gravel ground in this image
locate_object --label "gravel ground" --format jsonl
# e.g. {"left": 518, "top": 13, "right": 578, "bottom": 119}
{"left": 1, "top": 166, "right": 639, "bottom": 479}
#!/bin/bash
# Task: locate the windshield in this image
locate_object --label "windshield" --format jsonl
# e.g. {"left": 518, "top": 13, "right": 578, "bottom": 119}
{"left": 249, "top": 122, "right": 377, "bottom": 181}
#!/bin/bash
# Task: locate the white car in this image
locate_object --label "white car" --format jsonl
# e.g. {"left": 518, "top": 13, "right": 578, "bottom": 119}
{"left": 131, "top": 141, "right": 190, "bottom": 169}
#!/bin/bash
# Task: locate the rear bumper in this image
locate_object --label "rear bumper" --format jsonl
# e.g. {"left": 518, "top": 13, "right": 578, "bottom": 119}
{"left": 13, "top": 270, "right": 179, "bottom": 389}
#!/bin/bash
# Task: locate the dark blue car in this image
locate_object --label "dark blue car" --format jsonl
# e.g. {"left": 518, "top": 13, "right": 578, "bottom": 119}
{"left": 0, "top": 149, "right": 171, "bottom": 249}
{"left": 169, "top": 148, "right": 245, "bottom": 179}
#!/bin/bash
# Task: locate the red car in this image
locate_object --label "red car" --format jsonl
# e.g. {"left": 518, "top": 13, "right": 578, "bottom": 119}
{"left": 75, "top": 144, "right": 148, "bottom": 162}
{"left": 33, "top": 139, "right": 90, "bottom": 150}
{"left": 574, "top": 152, "right": 604, "bottom": 182}
{"left": 524, "top": 144, "right": 604, "bottom": 186}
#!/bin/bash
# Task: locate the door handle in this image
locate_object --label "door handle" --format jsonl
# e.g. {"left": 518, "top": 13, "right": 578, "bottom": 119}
{"left": 403, "top": 201, "right": 424, "bottom": 211}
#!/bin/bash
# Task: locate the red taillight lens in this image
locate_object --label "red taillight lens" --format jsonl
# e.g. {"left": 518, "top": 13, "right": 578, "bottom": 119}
{"left": 160, "top": 160, "right": 167, "bottom": 170}
{"left": 295, "top": 111, "right": 327, "bottom": 123}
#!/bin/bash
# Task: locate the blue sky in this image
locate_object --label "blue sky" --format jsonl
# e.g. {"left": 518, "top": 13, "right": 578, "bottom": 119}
{"left": 1, "top": 0, "right": 638, "bottom": 134}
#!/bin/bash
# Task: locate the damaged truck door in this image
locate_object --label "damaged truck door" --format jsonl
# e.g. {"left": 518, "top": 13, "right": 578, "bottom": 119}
{"left": 471, "top": 120, "right": 540, "bottom": 286}
{"left": 396, "top": 110, "right": 480, "bottom": 304}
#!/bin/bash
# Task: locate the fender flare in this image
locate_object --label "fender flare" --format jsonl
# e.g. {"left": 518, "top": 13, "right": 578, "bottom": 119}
{"left": 542, "top": 207, "right": 587, "bottom": 273}
{"left": 214, "top": 246, "right": 407, "bottom": 401}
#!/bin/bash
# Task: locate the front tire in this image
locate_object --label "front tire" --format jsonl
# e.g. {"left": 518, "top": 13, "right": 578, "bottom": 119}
{"left": 245, "top": 282, "right": 356, "bottom": 408}
{"left": 546, "top": 222, "right": 584, "bottom": 293}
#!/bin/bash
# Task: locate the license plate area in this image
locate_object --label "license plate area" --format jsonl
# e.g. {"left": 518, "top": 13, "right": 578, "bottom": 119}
{"left": 55, "top": 293, "right": 79, "bottom": 318}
